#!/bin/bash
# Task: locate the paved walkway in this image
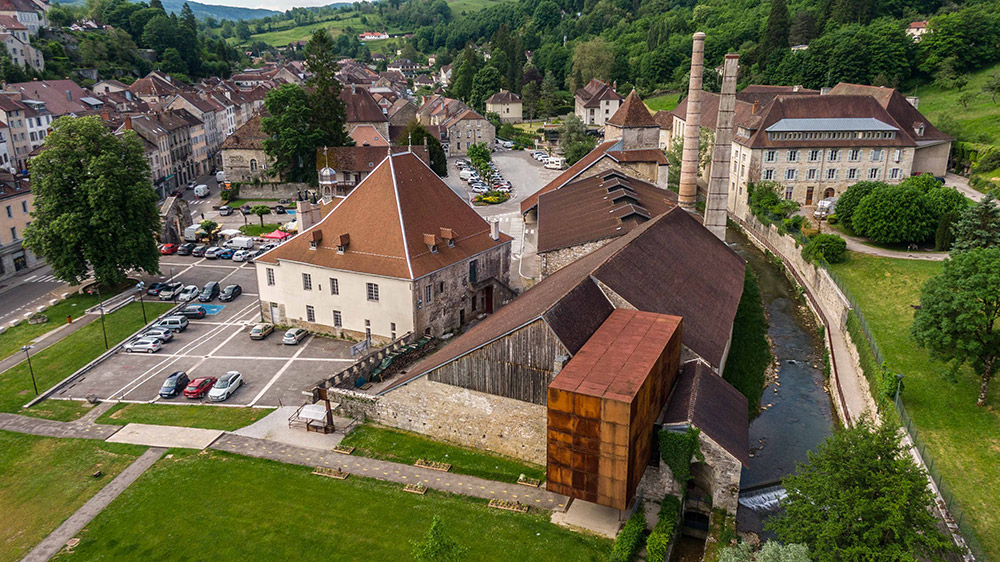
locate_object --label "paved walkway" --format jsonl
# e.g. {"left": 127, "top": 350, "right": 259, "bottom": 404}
{"left": 20, "top": 447, "right": 166, "bottom": 562}
{"left": 105, "top": 423, "right": 224, "bottom": 449}
{"left": 945, "top": 172, "right": 987, "bottom": 202}
{"left": 841, "top": 232, "right": 949, "bottom": 261}
{"left": 211, "top": 433, "right": 571, "bottom": 511}
{"left": 0, "top": 412, "right": 120, "bottom": 440}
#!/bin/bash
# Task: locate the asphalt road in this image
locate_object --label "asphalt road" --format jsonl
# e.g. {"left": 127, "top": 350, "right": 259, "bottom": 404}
{"left": 0, "top": 264, "right": 66, "bottom": 325}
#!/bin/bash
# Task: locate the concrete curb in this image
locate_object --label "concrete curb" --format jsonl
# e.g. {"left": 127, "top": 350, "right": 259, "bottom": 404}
{"left": 21, "top": 301, "right": 187, "bottom": 409}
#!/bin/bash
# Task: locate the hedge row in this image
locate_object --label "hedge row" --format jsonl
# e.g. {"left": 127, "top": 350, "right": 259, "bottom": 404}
{"left": 608, "top": 507, "right": 647, "bottom": 562}
{"left": 646, "top": 495, "right": 682, "bottom": 562}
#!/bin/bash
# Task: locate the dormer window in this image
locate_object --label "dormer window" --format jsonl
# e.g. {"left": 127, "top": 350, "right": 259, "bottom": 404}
{"left": 337, "top": 233, "right": 349, "bottom": 254}
{"left": 439, "top": 227, "right": 456, "bottom": 248}
{"left": 424, "top": 232, "right": 441, "bottom": 253}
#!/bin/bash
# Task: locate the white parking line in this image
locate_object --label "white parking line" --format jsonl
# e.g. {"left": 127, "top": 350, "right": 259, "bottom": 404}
{"left": 248, "top": 336, "right": 314, "bottom": 406}
{"left": 108, "top": 302, "right": 261, "bottom": 399}
{"left": 120, "top": 354, "right": 354, "bottom": 362}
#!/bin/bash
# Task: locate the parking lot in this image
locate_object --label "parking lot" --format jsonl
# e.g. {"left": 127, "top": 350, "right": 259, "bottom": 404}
{"left": 53, "top": 254, "right": 356, "bottom": 408}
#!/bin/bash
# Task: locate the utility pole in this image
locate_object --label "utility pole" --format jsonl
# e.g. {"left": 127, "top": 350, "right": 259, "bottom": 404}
{"left": 21, "top": 345, "right": 37, "bottom": 395}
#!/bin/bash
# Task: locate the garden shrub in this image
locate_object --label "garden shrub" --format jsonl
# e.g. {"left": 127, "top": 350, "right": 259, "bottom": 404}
{"left": 748, "top": 181, "right": 799, "bottom": 224}
{"left": 722, "top": 267, "right": 771, "bottom": 414}
{"left": 474, "top": 190, "right": 510, "bottom": 205}
{"left": 973, "top": 148, "right": 1000, "bottom": 173}
{"left": 835, "top": 181, "right": 881, "bottom": 229}
{"left": 801, "top": 233, "right": 847, "bottom": 264}
{"left": 609, "top": 507, "right": 646, "bottom": 562}
{"left": 934, "top": 212, "right": 959, "bottom": 250}
{"left": 852, "top": 184, "right": 936, "bottom": 245}
{"left": 923, "top": 183, "right": 969, "bottom": 218}
{"left": 645, "top": 495, "right": 682, "bottom": 562}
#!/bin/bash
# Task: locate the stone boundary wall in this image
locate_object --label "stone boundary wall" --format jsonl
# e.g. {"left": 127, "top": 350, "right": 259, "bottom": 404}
{"left": 236, "top": 182, "right": 311, "bottom": 201}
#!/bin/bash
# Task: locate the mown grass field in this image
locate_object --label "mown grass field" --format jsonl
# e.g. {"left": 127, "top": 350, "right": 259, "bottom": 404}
{"left": 55, "top": 450, "right": 609, "bottom": 561}
{"left": 644, "top": 93, "right": 681, "bottom": 113}
{"left": 0, "top": 293, "right": 102, "bottom": 362}
{"left": 240, "top": 223, "right": 281, "bottom": 237}
{"left": 830, "top": 252, "right": 1000, "bottom": 559}
{"left": 97, "top": 403, "right": 272, "bottom": 431}
{"left": 341, "top": 424, "right": 546, "bottom": 483}
{"left": 914, "top": 62, "right": 1000, "bottom": 146}
{"left": 0, "top": 431, "right": 145, "bottom": 562}
{"left": 0, "top": 302, "right": 174, "bottom": 420}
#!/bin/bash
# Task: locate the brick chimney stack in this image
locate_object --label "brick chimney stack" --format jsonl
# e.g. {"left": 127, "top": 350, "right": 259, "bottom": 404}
{"left": 704, "top": 53, "right": 739, "bottom": 240}
{"left": 678, "top": 32, "right": 705, "bottom": 212}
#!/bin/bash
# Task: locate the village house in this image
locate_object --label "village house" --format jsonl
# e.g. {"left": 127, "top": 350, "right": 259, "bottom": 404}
{"left": 416, "top": 94, "right": 494, "bottom": 155}
{"left": 256, "top": 150, "right": 512, "bottom": 343}
{"left": 575, "top": 79, "right": 624, "bottom": 126}
{"left": 0, "top": 15, "right": 41, "bottom": 71}
{"left": 0, "top": 0, "right": 46, "bottom": 35}
{"left": 485, "top": 89, "right": 522, "bottom": 123}
{"left": 219, "top": 115, "right": 268, "bottom": 183}
{"left": 0, "top": 173, "right": 35, "bottom": 281}
{"left": 341, "top": 84, "right": 389, "bottom": 139}
{"left": 358, "top": 31, "right": 389, "bottom": 41}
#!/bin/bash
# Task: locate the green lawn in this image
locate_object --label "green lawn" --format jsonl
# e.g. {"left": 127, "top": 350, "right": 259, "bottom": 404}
{"left": 644, "top": 93, "right": 681, "bottom": 113}
{"left": 914, "top": 62, "right": 1000, "bottom": 146}
{"left": 341, "top": 424, "right": 546, "bottom": 483}
{"left": 0, "top": 431, "right": 145, "bottom": 562}
{"left": 97, "top": 403, "right": 272, "bottom": 431}
{"left": 223, "top": 197, "right": 281, "bottom": 208}
{"left": 0, "top": 302, "right": 174, "bottom": 418}
{"left": 56, "top": 450, "right": 609, "bottom": 561}
{"left": 240, "top": 223, "right": 281, "bottom": 237}
{"left": 830, "top": 252, "right": 1000, "bottom": 559}
{"left": 0, "top": 292, "right": 104, "bottom": 361}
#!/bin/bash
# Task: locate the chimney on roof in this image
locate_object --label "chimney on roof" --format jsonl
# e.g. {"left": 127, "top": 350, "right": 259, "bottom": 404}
{"left": 124, "top": 115, "right": 132, "bottom": 130}
{"left": 678, "top": 31, "right": 705, "bottom": 212}
{"left": 490, "top": 219, "right": 499, "bottom": 241}
{"left": 751, "top": 100, "right": 759, "bottom": 114}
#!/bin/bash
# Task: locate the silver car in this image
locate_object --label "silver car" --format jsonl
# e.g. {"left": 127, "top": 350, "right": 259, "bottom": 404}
{"left": 123, "top": 337, "right": 162, "bottom": 354}
{"left": 282, "top": 328, "right": 308, "bottom": 345}
{"left": 177, "top": 285, "right": 200, "bottom": 302}
{"left": 232, "top": 250, "right": 251, "bottom": 262}
{"left": 207, "top": 371, "right": 243, "bottom": 402}
{"left": 142, "top": 327, "right": 174, "bottom": 343}
{"left": 205, "top": 247, "right": 222, "bottom": 259}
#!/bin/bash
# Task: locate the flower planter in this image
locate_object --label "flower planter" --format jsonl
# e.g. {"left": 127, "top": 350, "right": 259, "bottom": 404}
{"left": 488, "top": 499, "right": 528, "bottom": 513}
{"left": 414, "top": 458, "right": 452, "bottom": 472}
{"left": 331, "top": 444, "right": 355, "bottom": 455}
{"left": 403, "top": 482, "right": 427, "bottom": 495}
{"left": 312, "top": 466, "right": 348, "bottom": 480}
{"left": 516, "top": 475, "right": 541, "bottom": 488}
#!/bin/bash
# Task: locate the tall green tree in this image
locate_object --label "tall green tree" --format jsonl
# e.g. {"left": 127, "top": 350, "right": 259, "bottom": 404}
{"left": 180, "top": 2, "right": 197, "bottom": 34}
{"left": 558, "top": 113, "right": 595, "bottom": 164}
{"left": 572, "top": 37, "right": 614, "bottom": 86}
{"left": 912, "top": 248, "right": 1000, "bottom": 406}
{"left": 769, "top": 418, "right": 956, "bottom": 560}
{"left": 304, "top": 28, "right": 352, "bottom": 148}
{"left": 760, "top": 0, "right": 790, "bottom": 62}
{"left": 521, "top": 80, "right": 540, "bottom": 120}
{"left": 471, "top": 65, "right": 503, "bottom": 110}
{"left": 450, "top": 45, "right": 480, "bottom": 103}
{"left": 411, "top": 516, "right": 465, "bottom": 562}
{"left": 261, "top": 84, "right": 324, "bottom": 183}
{"left": 952, "top": 194, "right": 1000, "bottom": 252}
{"left": 538, "top": 71, "right": 557, "bottom": 118}
{"left": 395, "top": 120, "right": 448, "bottom": 177}
{"left": 149, "top": 0, "right": 164, "bottom": 12}
{"left": 23, "top": 116, "right": 160, "bottom": 287}
{"left": 250, "top": 205, "right": 271, "bottom": 226}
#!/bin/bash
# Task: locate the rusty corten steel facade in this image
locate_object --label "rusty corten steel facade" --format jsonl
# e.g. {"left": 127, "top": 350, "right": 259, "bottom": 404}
{"left": 546, "top": 310, "right": 682, "bottom": 510}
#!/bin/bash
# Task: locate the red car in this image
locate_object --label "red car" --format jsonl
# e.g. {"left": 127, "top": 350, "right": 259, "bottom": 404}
{"left": 160, "top": 243, "right": 178, "bottom": 255}
{"left": 183, "top": 376, "right": 217, "bottom": 399}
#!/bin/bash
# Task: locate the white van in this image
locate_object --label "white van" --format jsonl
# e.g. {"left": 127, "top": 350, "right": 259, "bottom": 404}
{"left": 183, "top": 224, "right": 200, "bottom": 242}
{"left": 544, "top": 157, "right": 566, "bottom": 170}
{"left": 459, "top": 169, "right": 476, "bottom": 181}
{"left": 216, "top": 171, "right": 225, "bottom": 183}
{"left": 223, "top": 236, "right": 254, "bottom": 250}
{"left": 193, "top": 184, "right": 210, "bottom": 198}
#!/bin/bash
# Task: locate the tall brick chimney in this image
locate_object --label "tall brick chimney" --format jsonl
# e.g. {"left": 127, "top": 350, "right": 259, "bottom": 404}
{"left": 678, "top": 32, "right": 705, "bottom": 212}
{"left": 704, "top": 53, "right": 739, "bottom": 240}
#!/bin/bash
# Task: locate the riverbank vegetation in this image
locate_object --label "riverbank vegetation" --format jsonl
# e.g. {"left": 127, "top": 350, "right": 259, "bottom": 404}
{"left": 722, "top": 267, "right": 772, "bottom": 415}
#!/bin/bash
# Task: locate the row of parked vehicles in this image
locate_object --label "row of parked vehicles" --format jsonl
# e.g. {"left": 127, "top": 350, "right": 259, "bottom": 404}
{"left": 456, "top": 160, "right": 512, "bottom": 194}
{"left": 159, "top": 370, "right": 243, "bottom": 401}
{"left": 159, "top": 240, "right": 280, "bottom": 263}
{"left": 529, "top": 151, "right": 567, "bottom": 170}
{"left": 145, "top": 281, "right": 243, "bottom": 303}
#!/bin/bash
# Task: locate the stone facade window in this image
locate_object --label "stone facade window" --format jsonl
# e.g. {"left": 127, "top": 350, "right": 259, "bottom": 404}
{"left": 785, "top": 168, "right": 796, "bottom": 181}
{"left": 784, "top": 185, "right": 794, "bottom": 200}
{"left": 765, "top": 150, "right": 776, "bottom": 163}
{"left": 425, "top": 285, "right": 432, "bottom": 301}
{"left": 826, "top": 168, "right": 838, "bottom": 180}
{"left": 329, "top": 278, "right": 339, "bottom": 295}
{"left": 266, "top": 268, "right": 275, "bottom": 286}
{"left": 807, "top": 168, "right": 818, "bottom": 180}
{"left": 306, "top": 305, "right": 315, "bottom": 322}
{"left": 787, "top": 150, "right": 799, "bottom": 162}
{"left": 302, "top": 273, "right": 312, "bottom": 290}
{"left": 893, "top": 149, "right": 902, "bottom": 163}
{"left": 849, "top": 149, "right": 861, "bottom": 162}
{"left": 808, "top": 150, "right": 820, "bottom": 162}
{"left": 890, "top": 168, "right": 901, "bottom": 180}
{"left": 847, "top": 168, "right": 859, "bottom": 180}
{"left": 366, "top": 282, "right": 379, "bottom": 302}
{"left": 333, "top": 310, "right": 342, "bottom": 327}
{"left": 763, "top": 169, "right": 774, "bottom": 180}
{"left": 868, "top": 168, "right": 881, "bottom": 180}
{"left": 870, "top": 149, "right": 883, "bottom": 162}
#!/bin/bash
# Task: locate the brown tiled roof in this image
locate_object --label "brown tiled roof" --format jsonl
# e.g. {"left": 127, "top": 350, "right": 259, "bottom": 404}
{"left": 575, "top": 79, "right": 623, "bottom": 108}
{"left": 0, "top": 0, "right": 39, "bottom": 13}
{"left": 0, "top": 173, "right": 29, "bottom": 202}
{"left": 520, "top": 139, "right": 619, "bottom": 213}
{"left": 485, "top": 90, "right": 521, "bottom": 104}
{"left": 607, "top": 90, "right": 658, "bottom": 128}
{"left": 394, "top": 207, "right": 745, "bottom": 390}
{"left": 7, "top": 80, "right": 92, "bottom": 115}
{"left": 315, "top": 145, "right": 429, "bottom": 172}
{"left": 652, "top": 110, "right": 673, "bottom": 130}
{"left": 827, "top": 83, "right": 952, "bottom": 143}
{"left": 341, "top": 85, "right": 388, "bottom": 123}
{"left": 349, "top": 125, "right": 389, "bottom": 147}
{"left": 220, "top": 115, "right": 265, "bottom": 150}
{"left": 128, "top": 74, "right": 181, "bottom": 98}
{"left": 537, "top": 171, "right": 677, "bottom": 253}
{"left": 606, "top": 149, "right": 668, "bottom": 164}
{"left": 0, "top": 15, "right": 26, "bottom": 29}
{"left": 663, "top": 361, "right": 750, "bottom": 466}
{"left": 259, "top": 151, "right": 510, "bottom": 279}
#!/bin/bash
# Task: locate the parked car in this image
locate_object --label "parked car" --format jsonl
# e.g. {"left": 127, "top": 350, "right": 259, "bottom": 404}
{"left": 181, "top": 305, "right": 207, "bottom": 319}
{"left": 159, "top": 243, "right": 178, "bottom": 255}
{"left": 471, "top": 184, "right": 490, "bottom": 193}
{"left": 186, "top": 181, "right": 196, "bottom": 190}
{"left": 155, "top": 316, "right": 189, "bottom": 332}
{"left": 246, "top": 250, "right": 262, "bottom": 263}
{"left": 177, "top": 242, "right": 196, "bottom": 255}
{"left": 232, "top": 250, "right": 251, "bottom": 262}
{"left": 813, "top": 198, "right": 837, "bottom": 219}
{"left": 123, "top": 337, "right": 162, "bottom": 354}
{"left": 219, "top": 284, "right": 242, "bottom": 302}
{"left": 169, "top": 189, "right": 184, "bottom": 198}
{"left": 499, "top": 139, "right": 514, "bottom": 149}
{"left": 218, "top": 205, "right": 233, "bottom": 216}
{"left": 260, "top": 242, "right": 279, "bottom": 252}
{"left": 204, "top": 246, "right": 222, "bottom": 259}
{"left": 459, "top": 169, "right": 476, "bottom": 181}
{"left": 159, "top": 371, "right": 190, "bottom": 398}
{"left": 275, "top": 204, "right": 286, "bottom": 215}
{"left": 282, "top": 327, "right": 308, "bottom": 345}
{"left": 199, "top": 282, "right": 220, "bottom": 302}
{"left": 208, "top": 371, "right": 243, "bottom": 402}
{"left": 146, "top": 282, "right": 168, "bottom": 296}
{"left": 249, "top": 323, "right": 274, "bottom": 340}
{"left": 191, "top": 245, "right": 209, "bottom": 257}
{"left": 223, "top": 236, "right": 254, "bottom": 250}
{"left": 184, "top": 376, "right": 217, "bottom": 399}
{"left": 142, "top": 327, "right": 174, "bottom": 343}
{"left": 177, "top": 285, "right": 200, "bottom": 302}
{"left": 158, "top": 282, "right": 184, "bottom": 300}
{"left": 544, "top": 157, "right": 567, "bottom": 170}
{"left": 216, "top": 248, "right": 235, "bottom": 260}
{"left": 193, "top": 185, "right": 210, "bottom": 198}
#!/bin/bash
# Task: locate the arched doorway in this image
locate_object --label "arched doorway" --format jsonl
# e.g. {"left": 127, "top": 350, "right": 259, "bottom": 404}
{"left": 671, "top": 462, "right": 714, "bottom": 561}
{"left": 823, "top": 187, "right": 836, "bottom": 199}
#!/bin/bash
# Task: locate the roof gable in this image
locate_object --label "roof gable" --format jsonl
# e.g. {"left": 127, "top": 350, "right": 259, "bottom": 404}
{"left": 607, "top": 90, "right": 658, "bottom": 128}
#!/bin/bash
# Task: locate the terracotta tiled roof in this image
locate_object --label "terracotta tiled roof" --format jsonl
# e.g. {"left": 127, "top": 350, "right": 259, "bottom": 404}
{"left": 260, "top": 151, "right": 510, "bottom": 279}
{"left": 393, "top": 207, "right": 745, "bottom": 391}
{"left": 315, "top": 145, "right": 429, "bottom": 172}
{"left": 0, "top": 15, "right": 25, "bottom": 29}
{"left": 607, "top": 90, "right": 658, "bottom": 128}
{"left": 220, "top": 115, "right": 265, "bottom": 150}
{"left": 536, "top": 171, "right": 677, "bottom": 253}
{"left": 575, "top": 79, "right": 623, "bottom": 108}
{"left": 606, "top": 149, "right": 668, "bottom": 164}
{"left": 341, "top": 85, "right": 388, "bottom": 123}
{"left": 349, "top": 124, "right": 390, "bottom": 147}
{"left": 7, "top": 80, "right": 92, "bottom": 115}
{"left": 485, "top": 90, "right": 521, "bottom": 104}
{"left": 520, "top": 139, "right": 619, "bottom": 213}
{"left": 827, "top": 82, "right": 952, "bottom": 143}
{"left": 663, "top": 361, "right": 750, "bottom": 466}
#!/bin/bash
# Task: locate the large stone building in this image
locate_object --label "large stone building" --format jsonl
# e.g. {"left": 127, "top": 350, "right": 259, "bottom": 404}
{"left": 341, "top": 84, "right": 389, "bottom": 139}
{"left": 485, "top": 89, "right": 522, "bottom": 123}
{"left": 416, "top": 94, "right": 495, "bottom": 155}
{"left": 219, "top": 115, "right": 268, "bottom": 183}
{"left": 256, "top": 150, "right": 512, "bottom": 343}
{"left": 0, "top": 16, "right": 41, "bottom": 71}
{"left": 0, "top": 173, "right": 35, "bottom": 281}
{"left": 575, "top": 79, "right": 624, "bottom": 126}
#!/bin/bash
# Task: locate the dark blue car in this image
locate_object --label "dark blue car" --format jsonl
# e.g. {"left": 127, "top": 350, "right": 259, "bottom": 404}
{"left": 216, "top": 248, "right": 235, "bottom": 259}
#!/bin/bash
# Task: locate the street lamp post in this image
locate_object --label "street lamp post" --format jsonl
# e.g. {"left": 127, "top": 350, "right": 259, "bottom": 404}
{"left": 136, "top": 281, "right": 147, "bottom": 324}
{"left": 95, "top": 284, "right": 109, "bottom": 350}
{"left": 894, "top": 374, "right": 905, "bottom": 409}
{"left": 169, "top": 267, "right": 177, "bottom": 305}
{"left": 21, "top": 345, "right": 37, "bottom": 395}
